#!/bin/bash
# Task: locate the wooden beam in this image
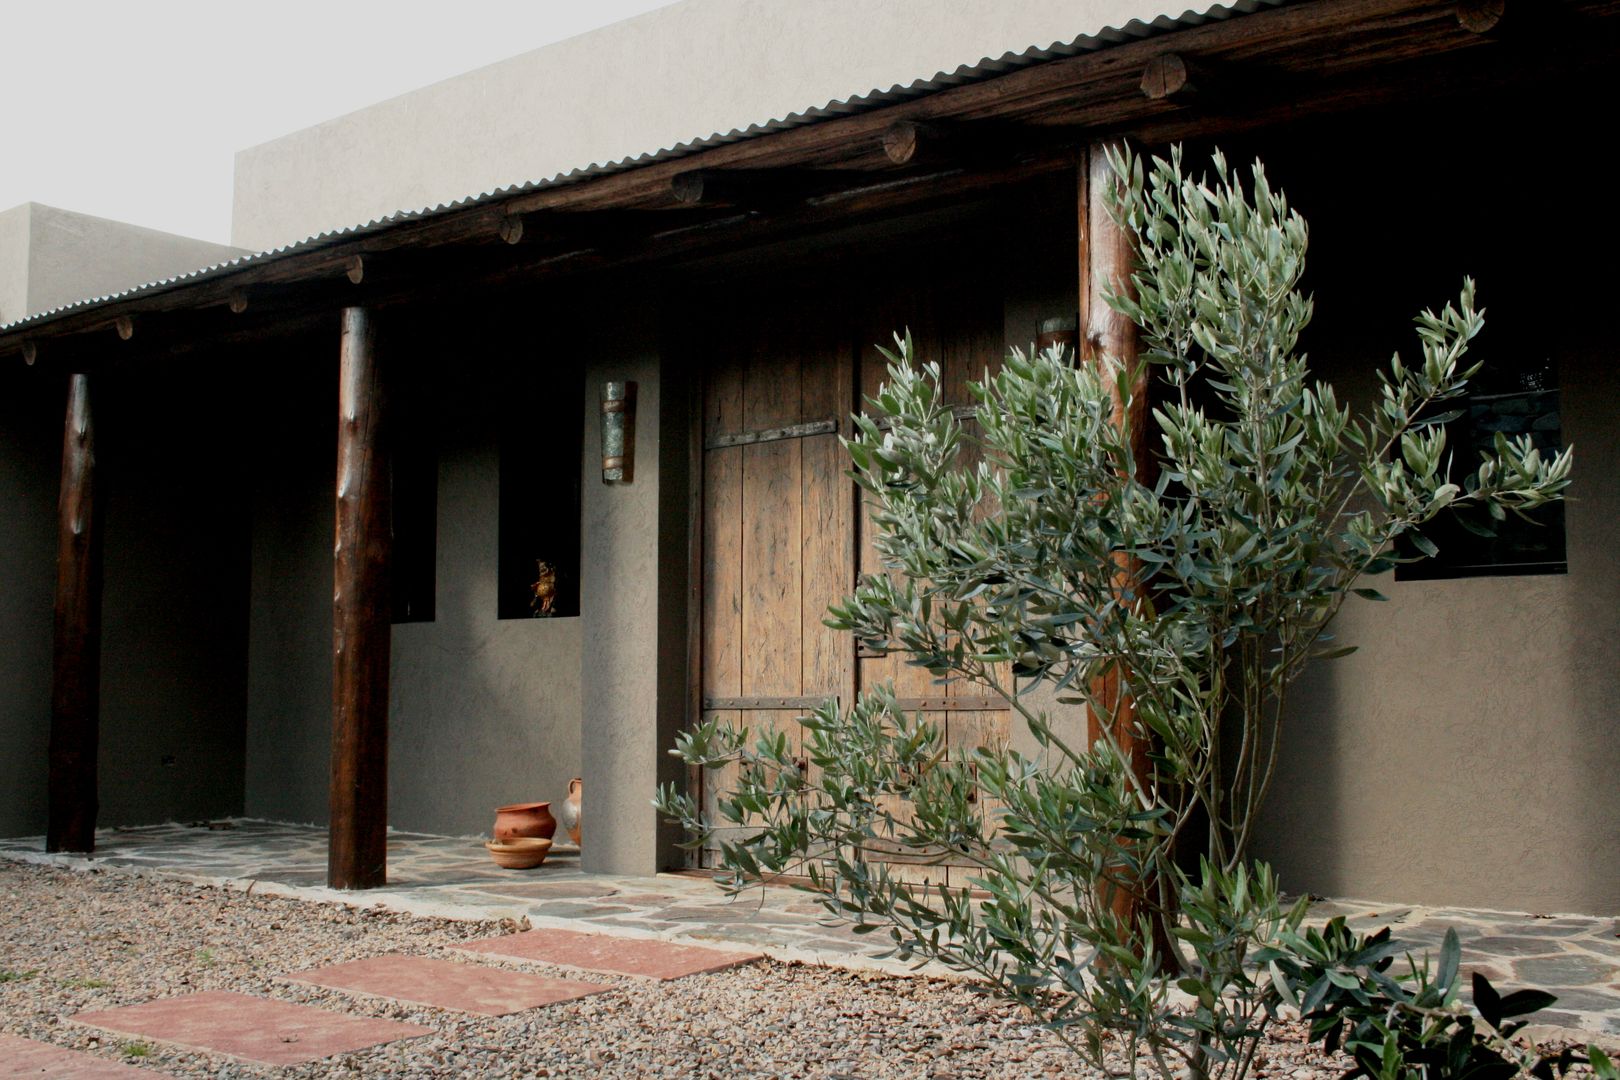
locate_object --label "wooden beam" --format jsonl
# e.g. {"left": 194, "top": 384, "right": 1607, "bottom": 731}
{"left": 345, "top": 255, "right": 366, "bottom": 285}
{"left": 1457, "top": 0, "right": 1506, "bottom": 33}
{"left": 21, "top": 341, "right": 37, "bottom": 365}
{"left": 48, "top": 373, "right": 102, "bottom": 854}
{"left": 1140, "top": 53, "right": 1213, "bottom": 101}
{"left": 328, "top": 306, "right": 391, "bottom": 890}
{"left": 497, "top": 214, "right": 525, "bottom": 245}
{"left": 879, "top": 119, "right": 1018, "bottom": 169}
{"left": 113, "top": 316, "right": 134, "bottom": 341}
{"left": 669, "top": 168, "right": 839, "bottom": 209}
{"left": 7, "top": 0, "right": 1612, "bottom": 362}
{"left": 228, "top": 289, "right": 249, "bottom": 314}
{"left": 880, "top": 120, "right": 957, "bottom": 167}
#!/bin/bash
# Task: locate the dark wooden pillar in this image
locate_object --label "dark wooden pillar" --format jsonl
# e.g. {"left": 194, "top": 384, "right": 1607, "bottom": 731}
{"left": 48, "top": 373, "right": 102, "bottom": 853}
{"left": 1079, "top": 141, "right": 1153, "bottom": 924}
{"left": 1079, "top": 140, "right": 1150, "bottom": 774}
{"left": 328, "top": 307, "right": 392, "bottom": 889}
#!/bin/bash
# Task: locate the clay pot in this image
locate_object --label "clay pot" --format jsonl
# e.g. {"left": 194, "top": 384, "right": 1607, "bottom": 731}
{"left": 493, "top": 801, "right": 556, "bottom": 843}
{"left": 485, "top": 837, "right": 552, "bottom": 869}
{"left": 558, "top": 777, "right": 583, "bottom": 847}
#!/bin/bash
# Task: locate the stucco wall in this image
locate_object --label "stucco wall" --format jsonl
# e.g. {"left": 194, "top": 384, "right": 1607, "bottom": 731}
{"left": 0, "top": 205, "right": 30, "bottom": 326}
{"left": 388, "top": 393, "right": 584, "bottom": 839}
{"left": 0, "top": 357, "right": 251, "bottom": 838}
{"left": 1234, "top": 102, "right": 1620, "bottom": 915}
{"left": 0, "top": 203, "right": 245, "bottom": 325}
{"left": 243, "top": 341, "right": 334, "bottom": 823}
{"left": 242, "top": 313, "right": 585, "bottom": 837}
{"left": 578, "top": 311, "right": 693, "bottom": 875}
{"left": 231, "top": 0, "right": 1175, "bottom": 251}
{"left": 0, "top": 366, "right": 59, "bottom": 838}
{"left": 1258, "top": 351, "right": 1619, "bottom": 916}
{"left": 95, "top": 362, "right": 249, "bottom": 825}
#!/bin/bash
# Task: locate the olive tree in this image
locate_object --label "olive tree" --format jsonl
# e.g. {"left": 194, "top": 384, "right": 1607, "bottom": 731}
{"left": 655, "top": 147, "right": 1572, "bottom": 1080}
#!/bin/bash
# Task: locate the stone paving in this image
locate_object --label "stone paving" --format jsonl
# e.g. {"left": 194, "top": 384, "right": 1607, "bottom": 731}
{"left": 0, "top": 1030, "right": 160, "bottom": 1077}
{"left": 73, "top": 990, "right": 434, "bottom": 1068}
{"left": 4, "top": 819, "right": 1617, "bottom": 1039}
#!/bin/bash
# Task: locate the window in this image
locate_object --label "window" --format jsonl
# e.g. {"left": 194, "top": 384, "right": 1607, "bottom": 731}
{"left": 392, "top": 363, "right": 437, "bottom": 623}
{"left": 497, "top": 360, "right": 583, "bottom": 619}
{"left": 1396, "top": 354, "right": 1566, "bottom": 580}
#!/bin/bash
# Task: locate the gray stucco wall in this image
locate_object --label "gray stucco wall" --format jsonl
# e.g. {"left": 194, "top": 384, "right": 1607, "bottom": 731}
{"left": 0, "top": 366, "right": 59, "bottom": 838}
{"left": 242, "top": 315, "right": 585, "bottom": 837}
{"left": 1257, "top": 344, "right": 1619, "bottom": 916}
{"left": 389, "top": 404, "right": 584, "bottom": 838}
{"left": 95, "top": 363, "right": 249, "bottom": 825}
{"left": 1239, "top": 103, "right": 1619, "bottom": 916}
{"left": 1, "top": 358, "right": 250, "bottom": 837}
{"left": 578, "top": 316, "right": 693, "bottom": 875}
{"left": 243, "top": 346, "right": 334, "bottom": 823}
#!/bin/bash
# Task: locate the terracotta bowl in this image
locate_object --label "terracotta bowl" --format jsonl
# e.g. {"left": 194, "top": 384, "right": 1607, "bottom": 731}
{"left": 484, "top": 837, "right": 553, "bottom": 870}
{"left": 493, "top": 801, "right": 557, "bottom": 842}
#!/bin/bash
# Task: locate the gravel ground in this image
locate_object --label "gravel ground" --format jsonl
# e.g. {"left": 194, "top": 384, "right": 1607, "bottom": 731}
{"left": 0, "top": 859, "right": 1363, "bottom": 1078}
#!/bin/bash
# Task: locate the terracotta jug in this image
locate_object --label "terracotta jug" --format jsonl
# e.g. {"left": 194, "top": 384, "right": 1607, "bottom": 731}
{"left": 493, "top": 801, "right": 556, "bottom": 843}
{"left": 558, "top": 778, "right": 583, "bottom": 846}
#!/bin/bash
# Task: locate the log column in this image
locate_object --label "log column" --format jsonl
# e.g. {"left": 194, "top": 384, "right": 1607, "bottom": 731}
{"left": 1079, "top": 141, "right": 1153, "bottom": 923}
{"left": 48, "top": 373, "right": 102, "bottom": 853}
{"left": 1079, "top": 140, "right": 1150, "bottom": 774}
{"left": 329, "top": 307, "right": 392, "bottom": 889}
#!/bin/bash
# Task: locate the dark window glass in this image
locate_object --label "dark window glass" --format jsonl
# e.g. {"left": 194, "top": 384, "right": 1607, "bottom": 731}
{"left": 392, "top": 363, "right": 437, "bottom": 623}
{"left": 497, "top": 361, "right": 582, "bottom": 619}
{"left": 1397, "top": 355, "right": 1566, "bottom": 580}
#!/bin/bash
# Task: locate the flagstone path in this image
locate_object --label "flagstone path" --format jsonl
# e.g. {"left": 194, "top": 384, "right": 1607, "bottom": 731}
{"left": 56, "top": 926, "right": 759, "bottom": 1070}
{"left": 3, "top": 820, "right": 1617, "bottom": 1042}
{"left": 0, "top": 1031, "right": 160, "bottom": 1077}
{"left": 283, "top": 954, "right": 609, "bottom": 1016}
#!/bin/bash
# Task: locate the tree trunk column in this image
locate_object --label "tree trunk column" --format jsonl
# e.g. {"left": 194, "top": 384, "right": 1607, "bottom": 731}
{"left": 329, "top": 306, "right": 392, "bottom": 890}
{"left": 1079, "top": 140, "right": 1150, "bottom": 776}
{"left": 1079, "top": 141, "right": 1154, "bottom": 928}
{"left": 48, "top": 373, "right": 102, "bottom": 853}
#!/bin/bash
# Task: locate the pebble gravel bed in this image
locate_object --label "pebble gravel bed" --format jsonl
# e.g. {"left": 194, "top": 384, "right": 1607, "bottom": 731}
{"left": 0, "top": 859, "right": 1364, "bottom": 1078}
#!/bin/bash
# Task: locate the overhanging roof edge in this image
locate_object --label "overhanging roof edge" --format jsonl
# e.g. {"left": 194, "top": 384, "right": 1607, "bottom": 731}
{"left": 0, "top": 1, "right": 1277, "bottom": 340}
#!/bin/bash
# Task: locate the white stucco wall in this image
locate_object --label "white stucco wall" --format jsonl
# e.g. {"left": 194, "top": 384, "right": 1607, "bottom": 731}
{"left": 0, "top": 205, "right": 32, "bottom": 326}
{"left": 231, "top": 0, "right": 1177, "bottom": 251}
{"left": 0, "top": 203, "right": 246, "bottom": 325}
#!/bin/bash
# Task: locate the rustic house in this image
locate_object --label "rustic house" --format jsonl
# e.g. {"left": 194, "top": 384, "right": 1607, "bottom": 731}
{"left": 1, "top": 0, "right": 1614, "bottom": 915}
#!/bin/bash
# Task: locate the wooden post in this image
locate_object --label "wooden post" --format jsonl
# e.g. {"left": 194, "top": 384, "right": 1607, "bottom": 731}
{"left": 48, "top": 373, "right": 102, "bottom": 853}
{"left": 1079, "top": 141, "right": 1153, "bottom": 923}
{"left": 328, "top": 306, "right": 392, "bottom": 889}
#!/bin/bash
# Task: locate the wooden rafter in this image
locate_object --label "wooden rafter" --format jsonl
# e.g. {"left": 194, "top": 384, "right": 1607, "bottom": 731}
{"left": 5, "top": 0, "right": 1615, "bottom": 365}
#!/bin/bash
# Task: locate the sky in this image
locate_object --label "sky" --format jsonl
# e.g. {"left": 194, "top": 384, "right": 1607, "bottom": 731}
{"left": 0, "top": 0, "right": 680, "bottom": 245}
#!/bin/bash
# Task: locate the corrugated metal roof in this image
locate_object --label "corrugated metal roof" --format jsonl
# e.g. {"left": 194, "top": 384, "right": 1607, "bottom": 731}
{"left": 0, "top": 1, "right": 1278, "bottom": 337}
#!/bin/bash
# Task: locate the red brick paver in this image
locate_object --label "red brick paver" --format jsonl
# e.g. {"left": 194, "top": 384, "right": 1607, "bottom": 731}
{"left": 285, "top": 953, "right": 608, "bottom": 1016}
{"left": 454, "top": 928, "right": 761, "bottom": 981}
{"left": 0, "top": 1032, "right": 168, "bottom": 1078}
{"left": 72, "top": 990, "right": 432, "bottom": 1067}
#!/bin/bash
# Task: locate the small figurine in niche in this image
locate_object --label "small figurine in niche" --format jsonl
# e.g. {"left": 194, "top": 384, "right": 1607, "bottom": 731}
{"left": 531, "top": 560, "right": 558, "bottom": 617}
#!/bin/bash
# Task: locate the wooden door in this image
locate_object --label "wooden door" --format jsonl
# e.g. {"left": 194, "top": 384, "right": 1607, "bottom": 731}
{"left": 855, "top": 275, "right": 1012, "bottom": 887}
{"left": 699, "top": 301, "right": 855, "bottom": 868}
{"left": 696, "top": 274, "right": 1011, "bottom": 879}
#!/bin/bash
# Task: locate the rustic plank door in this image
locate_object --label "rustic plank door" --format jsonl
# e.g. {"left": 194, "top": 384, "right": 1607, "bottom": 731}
{"left": 855, "top": 274, "right": 1011, "bottom": 888}
{"left": 697, "top": 275, "right": 1010, "bottom": 880}
{"left": 699, "top": 300, "right": 856, "bottom": 869}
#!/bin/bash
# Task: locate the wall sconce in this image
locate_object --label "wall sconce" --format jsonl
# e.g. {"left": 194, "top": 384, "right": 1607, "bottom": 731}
{"left": 1037, "top": 314, "right": 1079, "bottom": 361}
{"left": 601, "top": 381, "right": 636, "bottom": 483}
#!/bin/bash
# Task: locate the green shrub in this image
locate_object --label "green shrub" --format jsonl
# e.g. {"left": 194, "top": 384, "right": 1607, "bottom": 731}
{"left": 657, "top": 147, "right": 1576, "bottom": 1080}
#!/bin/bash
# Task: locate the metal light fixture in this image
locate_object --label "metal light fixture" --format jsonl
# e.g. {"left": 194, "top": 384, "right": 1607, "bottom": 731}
{"left": 601, "top": 381, "right": 635, "bottom": 482}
